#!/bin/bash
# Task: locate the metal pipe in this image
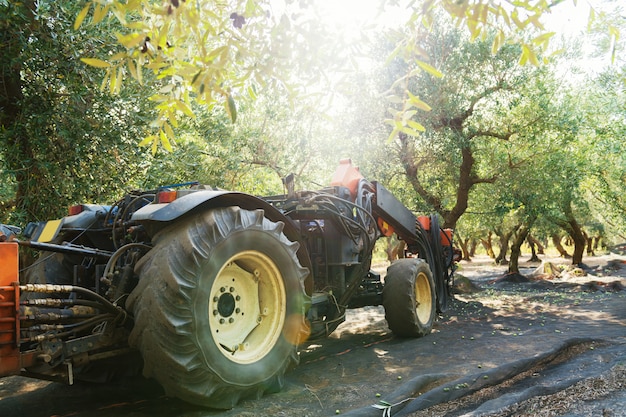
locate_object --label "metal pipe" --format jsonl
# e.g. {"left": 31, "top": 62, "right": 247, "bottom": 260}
{"left": 16, "top": 240, "right": 114, "bottom": 259}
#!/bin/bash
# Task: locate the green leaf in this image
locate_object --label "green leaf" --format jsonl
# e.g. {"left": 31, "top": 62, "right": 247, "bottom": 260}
{"left": 159, "top": 130, "right": 173, "bottom": 152}
{"left": 166, "top": 109, "right": 178, "bottom": 128}
{"left": 519, "top": 44, "right": 539, "bottom": 66}
{"left": 402, "top": 110, "right": 418, "bottom": 124}
{"left": 174, "top": 100, "right": 195, "bottom": 118}
{"left": 74, "top": 3, "right": 91, "bottom": 30}
{"left": 245, "top": 0, "right": 256, "bottom": 16}
{"left": 511, "top": 10, "right": 525, "bottom": 29}
{"left": 520, "top": 44, "right": 539, "bottom": 66}
{"left": 386, "top": 127, "right": 399, "bottom": 143}
{"left": 386, "top": 95, "right": 403, "bottom": 104}
{"left": 491, "top": 30, "right": 505, "bottom": 55}
{"left": 608, "top": 25, "right": 620, "bottom": 42}
{"left": 127, "top": 59, "right": 137, "bottom": 80}
{"left": 416, "top": 60, "right": 443, "bottom": 78}
{"left": 407, "top": 120, "right": 426, "bottom": 132}
{"left": 532, "top": 32, "right": 555, "bottom": 45}
{"left": 163, "top": 122, "right": 175, "bottom": 142}
{"left": 407, "top": 91, "right": 432, "bottom": 111}
{"left": 116, "top": 32, "right": 144, "bottom": 49}
{"left": 80, "top": 57, "right": 111, "bottom": 68}
{"left": 138, "top": 135, "right": 155, "bottom": 147}
{"left": 99, "top": 71, "right": 109, "bottom": 92}
{"left": 587, "top": 8, "right": 595, "bottom": 32}
{"left": 92, "top": 4, "right": 110, "bottom": 24}
{"left": 109, "top": 67, "right": 117, "bottom": 93}
{"left": 226, "top": 95, "right": 237, "bottom": 123}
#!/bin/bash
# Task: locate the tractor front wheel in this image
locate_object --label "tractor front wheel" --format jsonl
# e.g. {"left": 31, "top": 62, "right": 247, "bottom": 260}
{"left": 382, "top": 258, "right": 436, "bottom": 337}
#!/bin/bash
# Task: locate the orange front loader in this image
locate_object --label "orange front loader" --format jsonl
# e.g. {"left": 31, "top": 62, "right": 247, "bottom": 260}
{"left": 0, "top": 242, "right": 26, "bottom": 375}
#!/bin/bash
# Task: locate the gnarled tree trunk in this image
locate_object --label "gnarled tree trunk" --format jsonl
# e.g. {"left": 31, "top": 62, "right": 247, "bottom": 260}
{"left": 480, "top": 231, "right": 495, "bottom": 259}
{"left": 551, "top": 234, "right": 570, "bottom": 258}
{"left": 527, "top": 234, "right": 545, "bottom": 255}
{"left": 457, "top": 235, "right": 471, "bottom": 261}
{"left": 568, "top": 220, "right": 586, "bottom": 265}
{"left": 584, "top": 231, "right": 595, "bottom": 256}
{"left": 509, "top": 224, "right": 531, "bottom": 274}
{"left": 494, "top": 227, "right": 518, "bottom": 265}
{"left": 469, "top": 238, "right": 477, "bottom": 257}
{"left": 552, "top": 201, "right": 587, "bottom": 265}
{"left": 526, "top": 235, "right": 540, "bottom": 262}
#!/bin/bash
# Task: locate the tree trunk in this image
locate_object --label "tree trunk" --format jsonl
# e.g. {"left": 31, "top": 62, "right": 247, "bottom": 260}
{"left": 567, "top": 219, "right": 586, "bottom": 265}
{"left": 584, "top": 231, "right": 595, "bottom": 256}
{"left": 509, "top": 225, "right": 531, "bottom": 274}
{"left": 528, "top": 234, "right": 545, "bottom": 255}
{"left": 551, "top": 234, "right": 570, "bottom": 258}
{"left": 552, "top": 201, "right": 587, "bottom": 266}
{"left": 480, "top": 232, "right": 495, "bottom": 258}
{"left": 592, "top": 236, "right": 601, "bottom": 251}
{"left": 526, "top": 235, "right": 540, "bottom": 262}
{"left": 494, "top": 228, "right": 516, "bottom": 265}
{"left": 469, "top": 238, "right": 477, "bottom": 257}
{"left": 458, "top": 237, "right": 471, "bottom": 261}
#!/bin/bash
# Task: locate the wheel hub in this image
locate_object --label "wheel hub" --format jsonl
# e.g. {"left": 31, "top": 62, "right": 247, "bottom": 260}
{"left": 208, "top": 251, "right": 286, "bottom": 364}
{"left": 217, "top": 291, "right": 236, "bottom": 318}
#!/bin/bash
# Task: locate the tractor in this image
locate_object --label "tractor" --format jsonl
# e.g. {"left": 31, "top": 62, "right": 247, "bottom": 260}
{"left": 0, "top": 159, "right": 455, "bottom": 408}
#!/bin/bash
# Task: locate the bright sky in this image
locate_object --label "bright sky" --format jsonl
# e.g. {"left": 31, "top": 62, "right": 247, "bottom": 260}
{"left": 313, "top": 0, "right": 614, "bottom": 72}
{"left": 543, "top": 0, "right": 592, "bottom": 34}
{"left": 271, "top": 0, "right": 615, "bottom": 113}
{"left": 316, "top": 0, "right": 405, "bottom": 32}
{"left": 315, "top": 0, "right": 597, "bottom": 38}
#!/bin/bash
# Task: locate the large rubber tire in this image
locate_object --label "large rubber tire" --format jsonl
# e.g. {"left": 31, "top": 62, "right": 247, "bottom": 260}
{"left": 382, "top": 258, "right": 436, "bottom": 337}
{"left": 127, "top": 207, "right": 309, "bottom": 409}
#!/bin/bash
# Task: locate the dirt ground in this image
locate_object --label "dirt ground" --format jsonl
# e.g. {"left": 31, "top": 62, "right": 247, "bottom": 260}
{"left": 1, "top": 253, "right": 625, "bottom": 417}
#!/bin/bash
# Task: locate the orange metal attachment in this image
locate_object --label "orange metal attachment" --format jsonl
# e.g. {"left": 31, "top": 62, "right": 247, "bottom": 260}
{"left": 417, "top": 215, "right": 431, "bottom": 232}
{"left": 68, "top": 204, "right": 84, "bottom": 215}
{"left": 440, "top": 228, "right": 453, "bottom": 246}
{"left": 157, "top": 190, "right": 178, "bottom": 203}
{"left": 330, "top": 158, "right": 364, "bottom": 199}
{"left": 377, "top": 218, "right": 395, "bottom": 237}
{"left": 0, "top": 242, "right": 21, "bottom": 376}
{"left": 0, "top": 241, "right": 18, "bottom": 287}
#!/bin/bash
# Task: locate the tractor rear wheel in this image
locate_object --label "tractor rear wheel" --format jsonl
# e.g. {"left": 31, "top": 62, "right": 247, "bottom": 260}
{"left": 127, "top": 207, "right": 309, "bottom": 409}
{"left": 382, "top": 258, "right": 436, "bottom": 337}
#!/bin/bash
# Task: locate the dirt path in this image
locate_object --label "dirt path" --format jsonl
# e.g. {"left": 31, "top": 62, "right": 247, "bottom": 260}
{"left": 1, "top": 254, "right": 625, "bottom": 416}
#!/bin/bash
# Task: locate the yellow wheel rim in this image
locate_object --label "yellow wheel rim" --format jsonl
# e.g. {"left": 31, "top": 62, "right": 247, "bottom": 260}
{"left": 414, "top": 271, "right": 432, "bottom": 324}
{"left": 209, "top": 250, "right": 286, "bottom": 364}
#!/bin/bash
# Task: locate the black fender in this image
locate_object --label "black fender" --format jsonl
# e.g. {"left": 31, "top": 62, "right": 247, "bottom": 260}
{"left": 132, "top": 190, "right": 313, "bottom": 292}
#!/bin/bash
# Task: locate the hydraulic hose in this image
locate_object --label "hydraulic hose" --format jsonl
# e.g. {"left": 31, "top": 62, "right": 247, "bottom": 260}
{"left": 429, "top": 214, "right": 449, "bottom": 313}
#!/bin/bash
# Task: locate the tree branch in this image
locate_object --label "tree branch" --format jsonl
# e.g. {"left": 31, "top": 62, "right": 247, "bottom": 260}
{"left": 398, "top": 133, "right": 447, "bottom": 215}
